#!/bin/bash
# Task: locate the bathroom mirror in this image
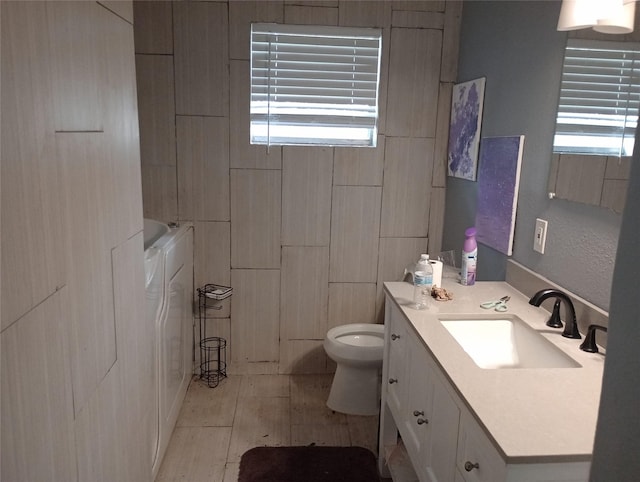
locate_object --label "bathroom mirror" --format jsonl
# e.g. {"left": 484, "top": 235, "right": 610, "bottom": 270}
{"left": 548, "top": 32, "right": 639, "bottom": 213}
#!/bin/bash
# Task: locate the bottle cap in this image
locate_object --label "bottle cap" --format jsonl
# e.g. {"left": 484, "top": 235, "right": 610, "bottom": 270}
{"left": 465, "top": 227, "right": 477, "bottom": 237}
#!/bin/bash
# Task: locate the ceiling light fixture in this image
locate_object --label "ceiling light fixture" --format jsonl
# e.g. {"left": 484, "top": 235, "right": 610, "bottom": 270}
{"left": 557, "top": 0, "right": 636, "bottom": 34}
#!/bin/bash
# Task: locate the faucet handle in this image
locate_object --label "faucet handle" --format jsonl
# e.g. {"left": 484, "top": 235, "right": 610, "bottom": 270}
{"left": 579, "top": 324, "right": 607, "bottom": 353}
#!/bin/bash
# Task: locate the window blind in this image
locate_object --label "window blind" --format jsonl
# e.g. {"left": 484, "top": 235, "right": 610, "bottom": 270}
{"left": 554, "top": 38, "right": 640, "bottom": 156}
{"left": 250, "top": 23, "right": 382, "bottom": 147}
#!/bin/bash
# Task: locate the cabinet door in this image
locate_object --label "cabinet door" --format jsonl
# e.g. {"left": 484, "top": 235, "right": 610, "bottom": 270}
{"left": 457, "top": 410, "right": 506, "bottom": 482}
{"left": 412, "top": 351, "right": 460, "bottom": 481}
{"left": 422, "top": 366, "right": 460, "bottom": 482}
{"left": 402, "top": 338, "right": 433, "bottom": 479}
{"left": 402, "top": 334, "right": 460, "bottom": 482}
{"left": 386, "top": 303, "right": 410, "bottom": 419}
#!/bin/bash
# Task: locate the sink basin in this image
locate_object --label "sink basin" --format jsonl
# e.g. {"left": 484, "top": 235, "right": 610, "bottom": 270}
{"left": 440, "top": 316, "right": 581, "bottom": 369}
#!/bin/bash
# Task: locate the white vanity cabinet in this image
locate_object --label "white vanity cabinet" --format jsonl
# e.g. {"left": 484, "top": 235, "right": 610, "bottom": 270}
{"left": 381, "top": 300, "right": 459, "bottom": 482}
{"left": 379, "top": 294, "right": 591, "bottom": 482}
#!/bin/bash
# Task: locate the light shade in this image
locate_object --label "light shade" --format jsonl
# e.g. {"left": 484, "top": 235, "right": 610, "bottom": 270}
{"left": 594, "top": 2, "right": 636, "bottom": 33}
{"left": 558, "top": 0, "right": 600, "bottom": 30}
{"left": 557, "top": 0, "right": 635, "bottom": 33}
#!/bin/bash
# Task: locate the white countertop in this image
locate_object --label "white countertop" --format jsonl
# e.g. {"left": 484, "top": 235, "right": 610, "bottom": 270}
{"left": 384, "top": 276, "right": 605, "bottom": 464}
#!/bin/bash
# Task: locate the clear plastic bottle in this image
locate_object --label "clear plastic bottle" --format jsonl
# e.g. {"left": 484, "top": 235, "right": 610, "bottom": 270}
{"left": 414, "top": 254, "right": 433, "bottom": 309}
{"left": 461, "top": 227, "right": 477, "bottom": 286}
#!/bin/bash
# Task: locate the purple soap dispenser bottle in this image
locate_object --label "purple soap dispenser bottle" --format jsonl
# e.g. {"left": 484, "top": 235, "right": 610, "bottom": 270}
{"left": 461, "top": 227, "right": 477, "bottom": 286}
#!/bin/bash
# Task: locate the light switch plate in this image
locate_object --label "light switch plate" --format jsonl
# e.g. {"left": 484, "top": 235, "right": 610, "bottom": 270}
{"left": 534, "top": 218, "right": 548, "bottom": 254}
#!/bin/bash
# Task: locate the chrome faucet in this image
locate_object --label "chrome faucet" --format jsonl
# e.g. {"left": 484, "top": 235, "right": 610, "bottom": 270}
{"left": 529, "top": 289, "right": 581, "bottom": 339}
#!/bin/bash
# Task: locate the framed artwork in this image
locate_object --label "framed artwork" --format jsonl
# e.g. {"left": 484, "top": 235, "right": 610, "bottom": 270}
{"left": 475, "top": 136, "right": 525, "bottom": 256}
{"left": 447, "top": 77, "right": 486, "bottom": 181}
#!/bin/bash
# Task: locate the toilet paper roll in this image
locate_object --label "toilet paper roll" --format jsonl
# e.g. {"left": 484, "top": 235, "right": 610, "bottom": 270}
{"left": 429, "top": 260, "right": 443, "bottom": 288}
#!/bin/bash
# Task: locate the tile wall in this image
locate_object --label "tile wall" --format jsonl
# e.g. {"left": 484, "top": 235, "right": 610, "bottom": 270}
{"left": 1, "top": 2, "right": 150, "bottom": 481}
{"left": 548, "top": 154, "right": 630, "bottom": 213}
{"left": 134, "top": 0, "right": 461, "bottom": 374}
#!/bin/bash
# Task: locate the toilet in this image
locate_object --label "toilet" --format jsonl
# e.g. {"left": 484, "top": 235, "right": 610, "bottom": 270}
{"left": 323, "top": 323, "right": 385, "bottom": 416}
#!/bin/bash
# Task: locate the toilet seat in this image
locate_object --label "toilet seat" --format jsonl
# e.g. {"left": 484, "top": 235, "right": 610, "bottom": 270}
{"left": 324, "top": 323, "right": 384, "bottom": 364}
{"left": 335, "top": 333, "right": 383, "bottom": 347}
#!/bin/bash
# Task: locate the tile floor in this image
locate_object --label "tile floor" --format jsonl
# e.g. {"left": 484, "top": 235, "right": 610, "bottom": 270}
{"left": 155, "top": 374, "right": 380, "bottom": 482}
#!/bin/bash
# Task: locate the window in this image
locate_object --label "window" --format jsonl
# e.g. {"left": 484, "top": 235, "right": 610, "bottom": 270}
{"left": 553, "top": 39, "right": 640, "bottom": 157}
{"left": 250, "top": 23, "right": 382, "bottom": 147}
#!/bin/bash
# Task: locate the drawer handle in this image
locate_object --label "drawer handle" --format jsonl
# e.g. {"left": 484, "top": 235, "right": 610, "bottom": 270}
{"left": 416, "top": 418, "right": 429, "bottom": 425}
{"left": 464, "top": 461, "right": 480, "bottom": 472}
{"left": 413, "top": 410, "right": 424, "bottom": 417}
{"left": 388, "top": 378, "right": 398, "bottom": 384}
{"left": 391, "top": 333, "right": 400, "bottom": 340}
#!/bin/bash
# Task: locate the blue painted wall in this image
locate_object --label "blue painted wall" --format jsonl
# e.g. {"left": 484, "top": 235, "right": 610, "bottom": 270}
{"left": 443, "top": 1, "right": 622, "bottom": 310}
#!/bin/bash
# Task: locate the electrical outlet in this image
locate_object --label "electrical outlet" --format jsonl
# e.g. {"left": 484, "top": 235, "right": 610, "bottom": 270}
{"left": 534, "top": 218, "right": 548, "bottom": 254}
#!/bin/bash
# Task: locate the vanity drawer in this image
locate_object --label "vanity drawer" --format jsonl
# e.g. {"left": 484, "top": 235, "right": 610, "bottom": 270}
{"left": 456, "top": 410, "right": 506, "bottom": 482}
{"left": 386, "top": 303, "right": 410, "bottom": 419}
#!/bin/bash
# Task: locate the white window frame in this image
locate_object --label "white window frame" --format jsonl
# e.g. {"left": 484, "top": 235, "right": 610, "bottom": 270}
{"left": 553, "top": 38, "right": 640, "bottom": 157}
{"left": 250, "top": 23, "right": 382, "bottom": 148}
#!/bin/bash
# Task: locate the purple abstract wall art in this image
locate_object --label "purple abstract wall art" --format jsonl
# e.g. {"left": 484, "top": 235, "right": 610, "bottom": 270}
{"left": 475, "top": 136, "right": 525, "bottom": 256}
{"left": 447, "top": 77, "right": 486, "bottom": 181}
